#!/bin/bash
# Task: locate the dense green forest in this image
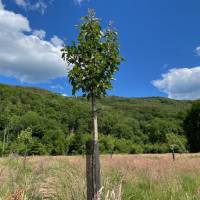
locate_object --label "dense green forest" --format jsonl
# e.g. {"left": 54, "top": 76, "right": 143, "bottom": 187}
{"left": 0, "top": 84, "right": 194, "bottom": 155}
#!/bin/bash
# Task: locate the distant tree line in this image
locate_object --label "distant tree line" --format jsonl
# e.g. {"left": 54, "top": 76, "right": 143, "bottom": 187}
{"left": 0, "top": 84, "right": 198, "bottom": 155}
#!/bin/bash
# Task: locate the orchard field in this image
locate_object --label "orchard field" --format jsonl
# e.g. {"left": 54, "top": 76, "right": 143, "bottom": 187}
{"left": 1, "top": 154, "right": 200, "bottom": 200}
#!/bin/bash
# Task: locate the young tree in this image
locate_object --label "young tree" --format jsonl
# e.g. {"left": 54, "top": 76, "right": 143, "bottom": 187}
{"left": 61, "top": 9, "right": 123, "bottom": 200}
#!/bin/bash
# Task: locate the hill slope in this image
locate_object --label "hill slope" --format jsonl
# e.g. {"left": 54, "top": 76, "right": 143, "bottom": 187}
{"left": 0, "top": 84, "right": 192, "bottom": 154}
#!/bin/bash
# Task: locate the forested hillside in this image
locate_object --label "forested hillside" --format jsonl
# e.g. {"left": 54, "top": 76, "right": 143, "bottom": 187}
{"left": 0, "top": 84, "right": 192, "bottom": 155}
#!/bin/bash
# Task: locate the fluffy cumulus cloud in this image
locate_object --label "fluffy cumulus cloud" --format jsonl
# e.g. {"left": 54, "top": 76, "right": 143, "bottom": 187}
{"left": 152, "top": 67, "right": 200, "bottom": 100}
{"left": 0, "top": 0, "right": 66, "bottom": 83}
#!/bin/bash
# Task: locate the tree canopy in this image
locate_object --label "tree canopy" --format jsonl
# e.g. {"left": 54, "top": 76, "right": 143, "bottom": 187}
{"left": 0, "top": 84, "right": 192, "bottom": 155}
{"left": 61, "top": 9, "right": 123, "bottom": 98}
{"left": 184, "top": 100, "right": 200, "bottom": 152}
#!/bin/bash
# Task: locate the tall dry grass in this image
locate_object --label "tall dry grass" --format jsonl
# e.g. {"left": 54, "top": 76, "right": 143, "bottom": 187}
{"left": 1, "top": 154, "right": 200, "bottom": 199}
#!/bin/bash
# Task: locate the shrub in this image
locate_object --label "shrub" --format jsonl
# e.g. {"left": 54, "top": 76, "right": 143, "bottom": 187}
{"left": 100, "top": 135, "right": 115, "bottom": 154}
{"left": 143, "top": 144, "right": 168, "bottom": 153}
{"left": 130, "top": 144, "right": 144, "bottom": 154}
{"left": 166, "top": 133, "right": 187, "bottom": 153}
{"left": 114, "top": 139, "right": 132, "bottom": 153}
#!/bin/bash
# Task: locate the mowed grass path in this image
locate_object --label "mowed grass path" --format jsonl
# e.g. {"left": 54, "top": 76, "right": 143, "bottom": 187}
{"left": 1, "top": 154, "right": 200, "bottom": 199}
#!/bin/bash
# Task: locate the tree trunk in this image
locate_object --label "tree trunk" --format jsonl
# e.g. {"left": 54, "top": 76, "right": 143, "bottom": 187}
{"left": 86, "top": 95, "right": 101, "bottom": 200}
{"left": 92, "top": 96, "right": 98, "bottom": 142}
{"left": 172, "top": 149, "right": 175, "bottom": 161}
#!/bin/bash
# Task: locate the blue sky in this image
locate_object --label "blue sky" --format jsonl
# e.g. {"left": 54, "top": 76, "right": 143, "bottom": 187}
{"left": 1, "top": 0, "right": 200, "bottom": 99}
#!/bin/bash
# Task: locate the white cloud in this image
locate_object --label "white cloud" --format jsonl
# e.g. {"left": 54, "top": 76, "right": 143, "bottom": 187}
{"left": 196, "top": 47, "right": 200, "bottom": 55}
{"left": 31, "top": 1, "right": 47, "bottom": 14}
{"left": 0, "top": 6, "right": 30, "bottom": 32}
{"left": 33, "top": 29, "right": 46, "bottom": 39}
{"left": 0, "top": 0, "right": 66, "bottom": 83}
{"left": 0, "top": 0, "right": 3, "bottom": 9}
{"left": 15, "top": 0, "right": 27, "bottom": 7}
{"left": 152, "top": 67, "right": 200, "bottom": 100}
{"left": 51, "top": 36, "right": 64, "bottom": 47}
{"left": 14, "top": 0, "right": 51, "bottom": 14}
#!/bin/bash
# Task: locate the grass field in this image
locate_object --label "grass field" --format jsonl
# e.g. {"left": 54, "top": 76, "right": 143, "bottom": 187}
{"left": 1, "top": 154, "right": 200, "bottom": 200}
